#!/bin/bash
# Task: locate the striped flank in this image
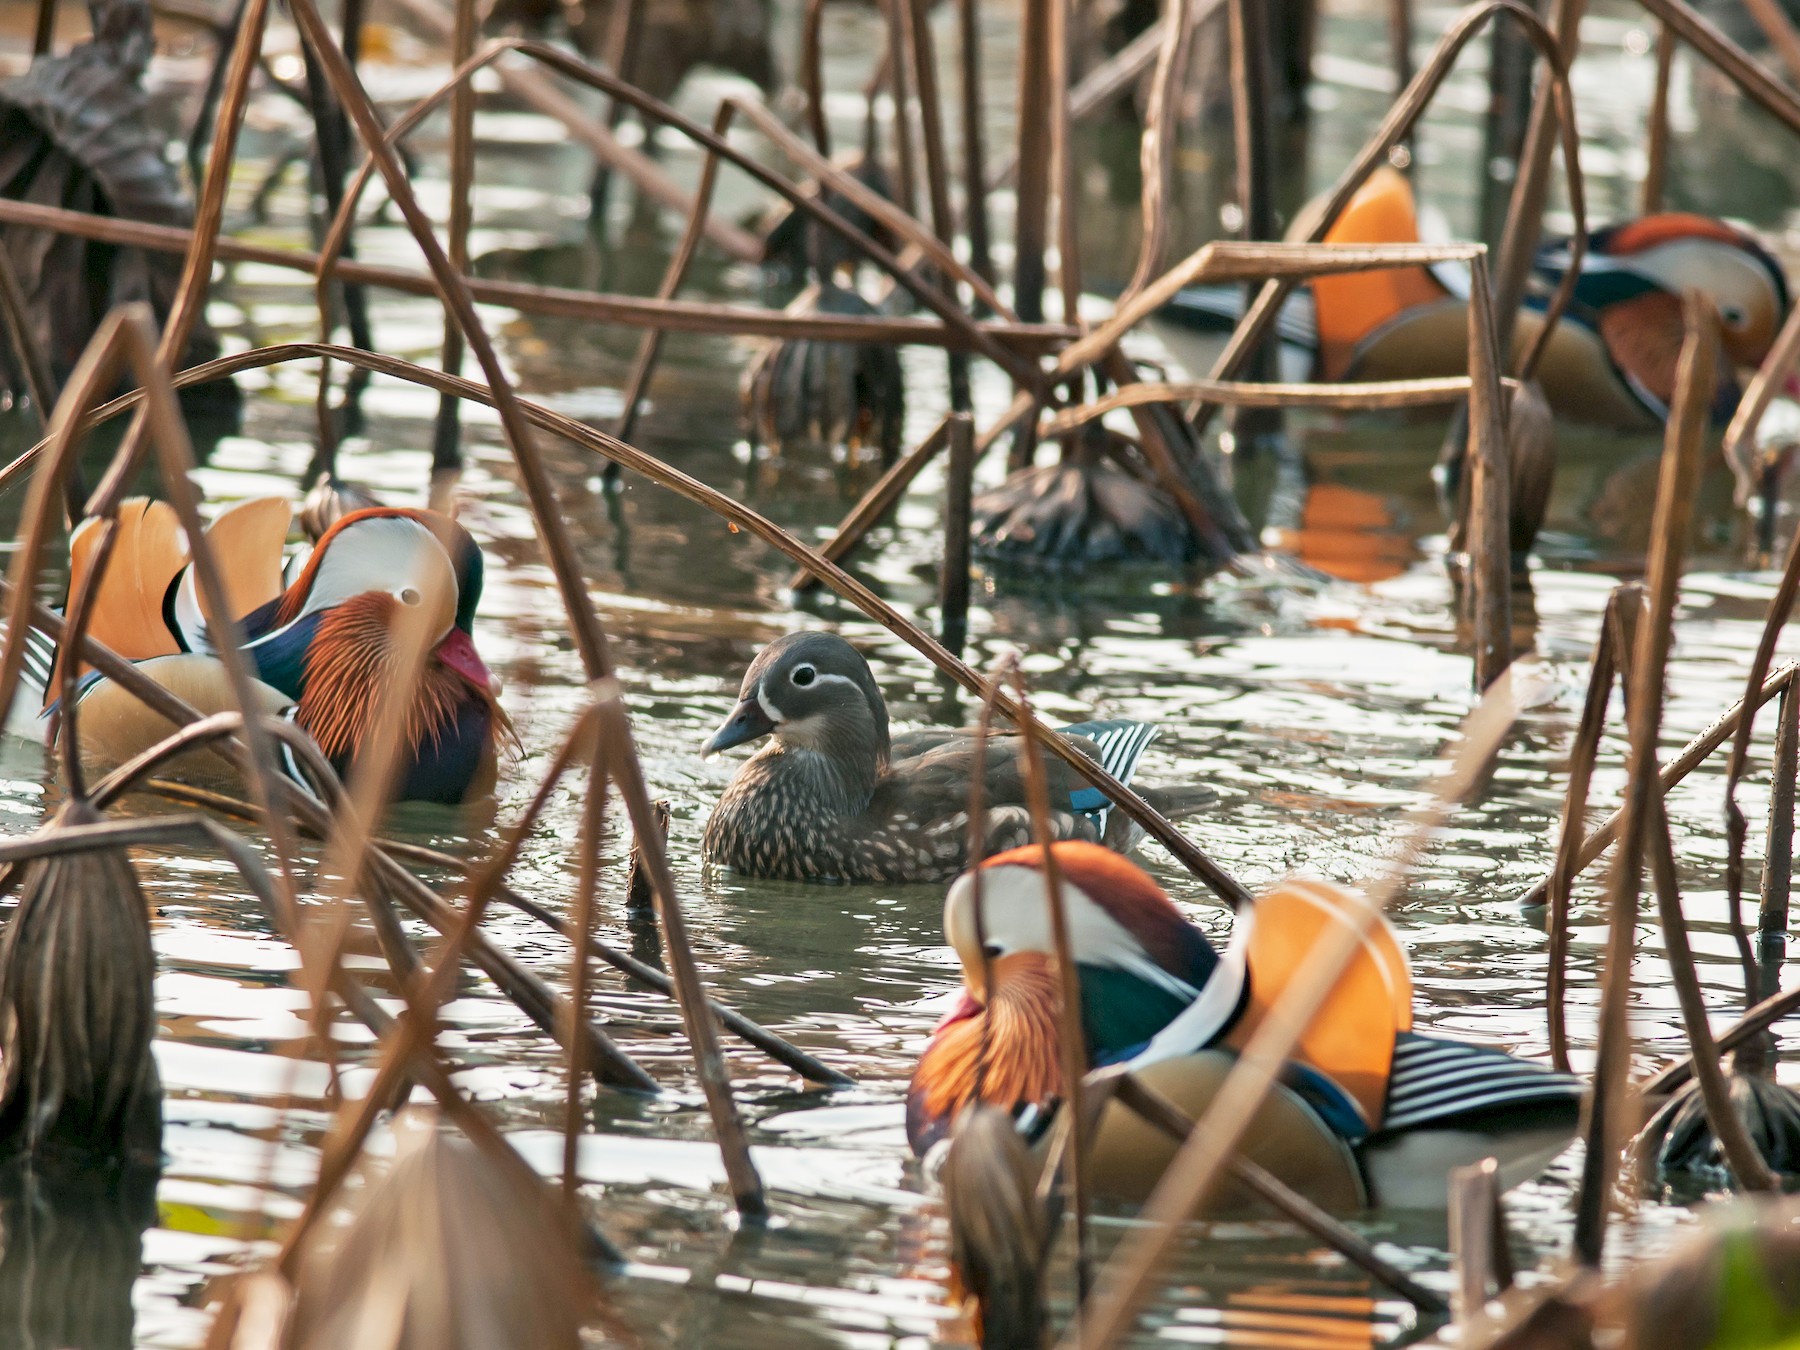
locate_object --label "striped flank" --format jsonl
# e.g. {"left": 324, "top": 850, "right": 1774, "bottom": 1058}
{"left": 1063, "top": 719, "right": 1159, "bottom": 830}
{"left": 1377, "top": 1033, "right": 1585, "bottom": 1134}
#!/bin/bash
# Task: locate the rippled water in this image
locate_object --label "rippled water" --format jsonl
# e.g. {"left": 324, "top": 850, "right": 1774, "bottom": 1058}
{"left": 4, "top": 0, "right": 1800, "bottom": 1344}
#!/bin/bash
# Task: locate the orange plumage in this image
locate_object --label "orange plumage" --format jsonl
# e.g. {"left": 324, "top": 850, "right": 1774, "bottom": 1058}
{"left": 295, "top": 592, "right": 504, "bottom": 765}
{"left": 909, "top": 953, "right": 1064, "bottom": 1150}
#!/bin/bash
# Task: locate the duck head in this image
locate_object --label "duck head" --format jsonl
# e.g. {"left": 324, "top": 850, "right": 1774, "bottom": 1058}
{"left": 249, "top": 509, "right": 501, "bottom": 769}
{"left": 906, "top": 843, "right": 1225, "bottom": 1155}
{"left": 1551, "top": 216, "right": 1790, "bottom": 418}
{"left": 703, "top": 631, "right": 890, "bottom": 766}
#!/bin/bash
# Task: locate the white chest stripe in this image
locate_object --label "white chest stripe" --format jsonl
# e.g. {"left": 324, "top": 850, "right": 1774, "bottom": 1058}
{"left": 1127, "top": 906, "right": 1254, "bottom": 1069}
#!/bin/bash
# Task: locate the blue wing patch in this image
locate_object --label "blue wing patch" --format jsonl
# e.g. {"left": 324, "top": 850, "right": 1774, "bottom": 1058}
{"left": 1061, "top": 719, "right": 1159, "bottom": 829}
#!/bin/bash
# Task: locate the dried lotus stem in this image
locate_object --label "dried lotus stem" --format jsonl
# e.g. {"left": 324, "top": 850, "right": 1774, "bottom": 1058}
{"left": 1009, "top": 666, "right": 1094, "bottom": 1306}
{"left": 1571, "top": 293, "right": 1717, "bottom": 1266}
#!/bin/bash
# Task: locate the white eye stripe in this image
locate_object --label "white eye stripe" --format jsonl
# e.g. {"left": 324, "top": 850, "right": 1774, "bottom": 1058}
{"left": 756, "top": 682, "right": 785, "bottom": 724}
{"left": 806, "top": 672, "right": 864, "bottom": 692}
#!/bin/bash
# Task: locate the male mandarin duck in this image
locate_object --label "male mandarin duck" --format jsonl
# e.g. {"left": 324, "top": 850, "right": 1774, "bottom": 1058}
{"left": 13, "top": 496, "right": 506, "bottom": 804}
{"left": 700, "top": 632, "right": 1204, "bottom": 883}
{"left": 1166, "top": 167, "right": 1790, "bottom": 430}
{"left": 907, "top": 843, "right": 1586, "bottom": 1211}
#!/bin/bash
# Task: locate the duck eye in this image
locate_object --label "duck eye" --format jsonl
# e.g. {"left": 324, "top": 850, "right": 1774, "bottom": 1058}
{"left": 398, "top": 587, "right": 422, "bottom": 606}
{"left": 982, "top": 942, "right": 1003, "bottom": 960}
{"left": 791, "top": 664, "right": 816, "bottom": 687}
{"left": 1723, "top": 305, "right": 1748, "bottom": 327}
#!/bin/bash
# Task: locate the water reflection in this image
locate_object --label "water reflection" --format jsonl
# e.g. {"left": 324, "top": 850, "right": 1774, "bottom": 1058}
{"left": 0, "top": 1163, "right": 157, "bottom": 1350}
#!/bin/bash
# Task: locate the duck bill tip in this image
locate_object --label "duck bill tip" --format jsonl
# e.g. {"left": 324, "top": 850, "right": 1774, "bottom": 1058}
{"left": 702, "top": 696, "right": 775, "bottom": 755}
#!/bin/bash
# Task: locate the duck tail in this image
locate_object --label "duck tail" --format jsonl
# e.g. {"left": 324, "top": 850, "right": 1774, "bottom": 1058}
{"left": 49, "top": 498, "right": 188, "bottom": 706}
{"left": 167, "top": 496, "right": 295, "bottom": 652}
{"left": 1311, "top": 166, "right": 1450, "bottom": 379}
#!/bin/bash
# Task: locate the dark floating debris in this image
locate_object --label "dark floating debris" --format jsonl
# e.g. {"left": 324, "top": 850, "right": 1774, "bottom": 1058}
{"left": 1641, "top": 1040, "right": 1800, "bottom": 1186}
{"left": 742, "top": 281, "right": 904, "bottom": 464}
{"left": 973, "top": 424, "right": 1199, "bottom": 567}
{"left": 0, "top": 0, "right": 235, "bottom": 419}
{"left": 0, "top": 799, "right": 161, "bottom": 1172}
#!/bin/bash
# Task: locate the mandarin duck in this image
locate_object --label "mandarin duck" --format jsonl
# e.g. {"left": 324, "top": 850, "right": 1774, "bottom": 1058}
{"left": 1165, "top": 167, "right": 1790, "bottom": 431}
{"left": 907, "top": 843, "right": 1586, "bottom": 1212}
{"left": 700, "top": 632, "right": 1201, "bottom": 884}
{"left": 12, "top": 497, "right": 505, "bottom": 804}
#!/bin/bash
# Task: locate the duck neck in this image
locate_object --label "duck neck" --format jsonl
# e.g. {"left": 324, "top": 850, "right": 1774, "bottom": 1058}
{"left": 767, "top": 709, "right": 886, "bottom": 811}
{"left": 913, "top": 957, "right": 1066, "bottom": 1138}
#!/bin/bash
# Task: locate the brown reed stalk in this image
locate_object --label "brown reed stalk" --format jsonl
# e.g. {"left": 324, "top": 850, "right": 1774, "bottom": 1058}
{"left": 46, "top": 336, "right": 1255, "bottom": 907}
{"left": 596, "top": 694, "right": 768, "bottom": 1220}
{"left": 1716, "top": 498, "right": 1800, "bottom": 1006}
{"left": 1724, "top": 300, "right": 1800, "bottom": 510}
{"left": 1636, "top": 0, "right": 1800, "bottom": 133}
{"left": 0, "top": 244, "right": 58, "bottom": 438}
{"left": 1127, "top": 0, "right": 1198, "bottom": 298}
{"left": 964, "top": 655, "right": 1009, "bottom": 1107}
{"left": 1009, "top": 666, "right": 1093, "bottom": 1307}
{"left": 791, "top": 414, "right": 953, "bottom": 590}
{"left": 1570, "top": 293, "right": 1715, "bottom": 1266}
{"left": 1447, "top": 1152, "right": 1504, "bottom": 1324}
{"left": 1048, "top": 0, "right": 1081, "bottom": 322}
{"left": 1047, "top": 375, "right": 1521, "bottom": 435}
{"left": 139, "top": 769, "right": 850, "bottom": 1085}
{"left": 1647, "top": 978, "right": 1800, "bottom": 1095}
{"left": 0, "top": 196, "right": 1068, "bottom": 356}
{"left": 1465, "top": 256, "right": 1514, "bottom": 689}
{"left": 1013, "top": 0, "right": 1053, "bottom": 325}
{"left": 1183, "top": 0, "right": 1584, "bottom": 439}
{"left": 1061, "top": 668, "right": 1527, "bottom": 1349}
{"left": 1390, "top": 0, "right": 1415, "bottom": 89}
{"left": 1646, "top": 789, "right": 1778, "bottom": 1190}
{"left": 612, "top": 106, "right": 731, "bottom": 450}
{"left": 1544, "top": 586, "right": 1634, "bottom": 1072}
{"left": 882, "top": 0, "right": 919, "bottom": 217}
{"left": 85, "top": 0, "right": 269, "bottom": 512}
{"left": 1741, "top": 0, "right": 1800, "bottom": 84}
{"left": 382, "top": 0, "right": 757, "bottom": 260}
{"left": 731, "top": 99, "right": 1015, "bottom": 317}
{"left": 1514, "top": 662, "right": 1800, "bottom": 911}
{"left": 565, "top": 737, "right": 609, "bottom": 1198}
{"left": 429, "top": 0, "right": 479, "bottom": 503}
{"left": 1642, "top": 24, "right": 1676, "bottom": 213}
{"left": 31, "top": 0, "right": 55, "bottom": 55}
{"left": 802, "top": 0, "right": 830, "bottom": 155}
{"left": 25, "top": 590, "right": 659, "bottom": 1103}
{"left": 277, "top": 710, "right": 616, "bottom": 1271}
{"left": 294, "top": 541, "right": 455, "bottom": 1045}
{"left": 939, "top": 412, "right": 975, "bottom": 654}
{"left": 1758, "top": 685, "right": 1798, "bottom": 994}
{"left": 955, "top": 0, "right": 992, "bottom": 287}
{"left": 1487, "top": 0, "right": 1585, "bottom": 368}
{"left": 902, "top": 0, "right": 974, "bottom": 411}
{"left": 1227, "top": 0, "right": 1277, "bottom": 398}
{"left": 1100, "top": 1070, "right": 1448, "bottom": 1311}
{"left": 987, "top": 8, "right": 1225, "bottom": 190}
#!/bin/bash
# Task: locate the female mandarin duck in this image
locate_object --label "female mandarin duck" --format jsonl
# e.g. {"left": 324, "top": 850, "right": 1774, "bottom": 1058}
{"left": 701, "top": 632, "right": 1201, "bottom": 883}
{"left": 907, "top": 843, "right": 1586, "bottom": 1211}
{"left": 1168, "top": 167, "right": 1789, "bottom": 430}
{"left": 16, "top": 496, "right": 505, "bottom": 804}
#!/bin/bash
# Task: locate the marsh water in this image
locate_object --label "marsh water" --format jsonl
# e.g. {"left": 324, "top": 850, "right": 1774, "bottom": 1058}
{"left": 4, "top": 0, "right": 1800, "bottom": 1343}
